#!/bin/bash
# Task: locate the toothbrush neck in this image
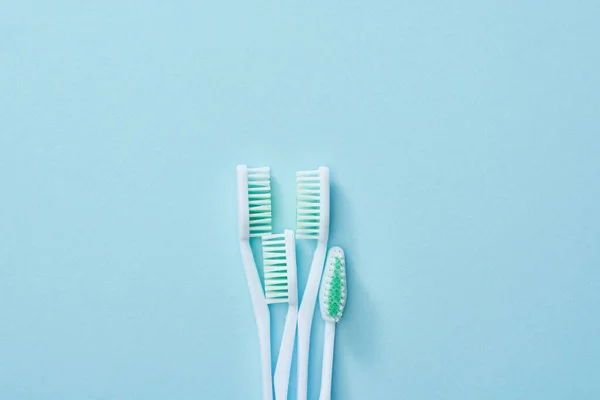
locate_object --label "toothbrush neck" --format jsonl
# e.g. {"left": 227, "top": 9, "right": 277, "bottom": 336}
{"left": 317, "top": 233, "right": 329, "bottom": 246}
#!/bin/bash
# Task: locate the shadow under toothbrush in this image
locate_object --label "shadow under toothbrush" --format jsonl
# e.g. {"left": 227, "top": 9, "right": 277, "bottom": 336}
{"left": 327, "top": 182, "right": 381, "bottom": 399}
{"left": 330, "top": 182, "right": 380, "bottom": 360}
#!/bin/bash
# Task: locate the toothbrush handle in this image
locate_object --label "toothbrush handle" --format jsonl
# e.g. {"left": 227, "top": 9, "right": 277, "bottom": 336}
{"left": 274, "top": 305, "right": 298, "bottom": 400}
{"left": 319, "top": 321, "right": 336, "bottom": 400}
{"left": 240, "top": 241, "right": 273, "bottom": 400}
{"left": 256, "top": 308, "right": 273, "bottom": 400}
{"left": 297, "top": 242, "right": 327, "bottom": 400}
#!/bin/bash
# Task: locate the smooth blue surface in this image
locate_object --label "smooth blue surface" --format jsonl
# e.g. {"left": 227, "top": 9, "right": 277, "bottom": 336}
{"left": 1, "top": 1, "right": 600, "bottom": 399}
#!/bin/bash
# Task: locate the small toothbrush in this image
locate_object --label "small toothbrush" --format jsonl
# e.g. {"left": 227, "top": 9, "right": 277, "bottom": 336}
{"left": 318, "top": 247, "right": 347, "bottom": 400}
{"left": 237, "top": 165, "right": 273, "bottom": 400}
{"left": 261, "top": 230, "right": 298, "bottom": 400}
{"left": 296, "top": 167, "right": 330, "bottom": 400}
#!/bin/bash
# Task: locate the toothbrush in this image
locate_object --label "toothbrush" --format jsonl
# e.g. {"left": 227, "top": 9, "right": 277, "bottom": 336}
{"left": 237, "top": 165, "right": 273, "bottom": 400}
{"left": 318, "top": 247, "right": 347, "bottom": 400}
{"left": 261, "top": 230, "right": 298, "bottom": 400}
{"left": 296, "top": 167, "right": 330, "bottom": 400}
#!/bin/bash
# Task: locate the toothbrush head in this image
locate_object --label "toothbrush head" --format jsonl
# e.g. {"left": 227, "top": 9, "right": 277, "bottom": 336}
{"left": 296, "top": 167, "right": 330, "bottom": 241}
{"left": 319, "top": 246, "right": 346, "bottom": 323}
{"left": 237, "top": 165, "right": 272, "bottom": 239}
{"left": 262, "top": 230, "right": 298, "bottom": 305}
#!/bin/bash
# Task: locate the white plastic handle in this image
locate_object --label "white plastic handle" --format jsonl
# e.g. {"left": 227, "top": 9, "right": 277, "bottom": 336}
{"left": 240, "top": 241, "right": 273, "bottom": 400}
{"left": 319, "top": 321, "right": 336, "bottom": 400}
{"left": 296, "top": 242, "right": 327, "bottom": 400}
{"left": 274, "top": 305, "right": 298, "bottom": 400}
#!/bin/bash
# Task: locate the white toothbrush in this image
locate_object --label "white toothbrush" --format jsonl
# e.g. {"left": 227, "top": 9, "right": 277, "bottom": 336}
{"left": 318, "top": 247, "right": 347, "bottom": 400}
{"left": 261, "top": 230, "right": 298, "bottom": 400}
{"left": 296, "top": 167, "right": 330, "bottom": 400}
{"left": 237, "top": 165, "right": 273, "bottom": 400}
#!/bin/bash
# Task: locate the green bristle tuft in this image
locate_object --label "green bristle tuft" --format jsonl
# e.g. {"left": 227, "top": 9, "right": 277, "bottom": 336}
{"left": 319, "top": 247, "right": 346, "bottom": 323}
{"left": 296, "top": 169, "right": 322, "bottom": 239}
{"left": 247, "top": 167, "right": 272, "bottom": 237}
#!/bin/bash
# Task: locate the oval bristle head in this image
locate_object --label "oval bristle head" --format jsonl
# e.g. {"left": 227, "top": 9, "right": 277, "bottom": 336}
{"left": 248, "top": 167, "right": 272, "bottom": 237}
{"left": 319, "top": 246, "right": 346, "bottom": 323}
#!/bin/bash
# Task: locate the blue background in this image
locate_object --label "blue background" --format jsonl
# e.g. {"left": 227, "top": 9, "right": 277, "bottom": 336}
{"left": 1, "top": 1, "right": 599, "bottom": 399}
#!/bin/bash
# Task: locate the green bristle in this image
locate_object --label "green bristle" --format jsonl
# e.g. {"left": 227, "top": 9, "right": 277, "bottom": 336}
{"left": 327, "top": 258, "right": 344, "bottom": 318}
{"left": 319, "top": 247, "right": 346, "bottom": 323}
